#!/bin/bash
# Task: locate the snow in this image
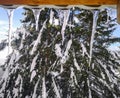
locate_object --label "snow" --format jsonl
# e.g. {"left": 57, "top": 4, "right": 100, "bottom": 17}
{"left": 64, "top": 39, "right": 72, "bottom": 58}
{"left": 80, "top": 42, "right": 89, "bottom": 57}
{"left": 54, "top": 19, "right": 59, "bottom": 26}
{"left": 72, "top": 52, "right": 81, "bottom": 70}
{"left": 15, "top": 74, "right": 21, "bottom": 85}
{"left": 0, "top": 67, "right": 9, "bottom": 93}
{"left": 0, "top": 68, "right": 3, "bottom": 79}
{"left": 52, "top": 77, "right": 61, "bottom": 98}
{"left": 19, "top": 27, "right": 26, "bottom": 50}
{"left": 30, "top": 53, "right": 38, "bottom": 72}
{"left": 0, "top": 46, "right": 14, "bottom": 78}
{"left": 54, "top": 39, "right": 72, "bottom": 73}
{"left": 50, "top": 71, "right": 59, "bottom": 77}
{"left": 19, "top": 76, "right": 23, "bottom": 94}
{"left": 42, "top": 77, "right": 47, "bottom": 98}
{"left": 9, "top": 50, "right": 17, "bottom": 65}
{"left": 25, "top": 96, "right": 30, "bottom": 98}
{"left": 70, "top": 67, "right": 78, "bottom": 85}
{"left": 73, "top": 16, "right": 79, "bottom": 23}
{"left": 61, "top": 39, "right": 72, "bottom": 64}
{"left": 60, "top": 64, "right": 64, "bottom": 73}
{"left": 55, "top": 43, "right": 62, "bottom": 58}
{"left": 13, "top": 88, "right": 19, "bottom": 97}
{"left": 30, "top": 20, "right": 47, "bottom": 55}
{"left": 0, "top": 49, "right": 18, "bottom": 96}
{"left": 97, "top": 59, "right": 116, "bottom": 84}
{"left": 32, "top": 79, "right": 40, "bottom": 98}
{"left": 30, "top": 70, "right": 36, "bottom": 82}
{"left": 0, "top": 46, "right": 12, "bottom": 64}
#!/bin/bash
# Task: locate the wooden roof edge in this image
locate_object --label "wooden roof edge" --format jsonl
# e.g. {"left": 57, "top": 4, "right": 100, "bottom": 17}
{"left": 0, "top": 0, "right": 118, "bottom": 5}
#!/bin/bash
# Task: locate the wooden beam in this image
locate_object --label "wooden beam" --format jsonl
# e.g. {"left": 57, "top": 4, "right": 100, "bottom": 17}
{"left": 117, "top": 0, "right": 120, "bottom": 23}
{"left": 0, "top": 0, "right": 118, "bottom": 5}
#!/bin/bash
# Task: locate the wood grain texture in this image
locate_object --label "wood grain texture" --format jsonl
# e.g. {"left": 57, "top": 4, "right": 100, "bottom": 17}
{"left": 0, "top": 0, "right": 118, "bottom": 5}
{"left": 117, "top": 0, "right": 120, "bottom": 24}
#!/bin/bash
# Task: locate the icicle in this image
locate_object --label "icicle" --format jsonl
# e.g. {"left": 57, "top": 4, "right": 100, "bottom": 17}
{"left": 72, "top": 52, "right": 80, "bottom": 71}
{"left": 52, "top": 77, "right": 61, "bottom": 98}
{"left": 30, "top": 20, "right": 47, "bottom": 55}
{"left": 58, "top": 10, "right": 64, "bottom": 25}
{"left": 19, "top": 76, "right": 23, "bottom": 93}
{"left": 6, "top": 8, "right": 14, "bottom": 54}
{"left": 49, "top": 9, "right": 54, "bottom": 24}
{"left": 89, "top": 10, "right": 99, "bottom": 66}
{"left": 60, "top": 9, "right": 70, "bottom": 44}
{"left": 70, "top": 67, "right": 78, "bottom": 86}
{"left": 42, "top": 77, "right": 47, "bottom": 98}
{"left": 32, "top": 79, "right": 40, "bottom": 98}
{"left": 87, "top": 78, "right": 92, "bottom": 98}
{"left": 32, "top": 7, "right": 44, "bottom": 31}
{"left": 80, "top": 42, "right": 90, "bottom": 57}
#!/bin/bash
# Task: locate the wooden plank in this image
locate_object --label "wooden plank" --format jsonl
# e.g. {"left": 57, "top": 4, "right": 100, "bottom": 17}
{"left": 0, "top": 0, "right": 118, "bottom": 5}
{"left": 117, "top": 0, "right": 120, "bottom": 24}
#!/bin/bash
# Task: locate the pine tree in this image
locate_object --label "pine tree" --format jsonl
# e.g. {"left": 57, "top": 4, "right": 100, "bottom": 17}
{"left": 0, "top": 7, "right": 120, "bottom": 98}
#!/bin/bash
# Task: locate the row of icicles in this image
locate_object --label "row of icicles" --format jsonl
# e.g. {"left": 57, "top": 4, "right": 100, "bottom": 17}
{"left": 0, "top": 5, "right": 113, "bottom": 61}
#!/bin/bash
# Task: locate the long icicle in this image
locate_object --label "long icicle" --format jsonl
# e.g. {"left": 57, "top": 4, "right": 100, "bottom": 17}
{"left": 42, "top": 76, "right": 47, "bottom": 98}
{"left": 87, "top": 77, "right": 92, "bottom": 98}
{"left": 89, "top": 10, "right": 99, "bottom": 67}
{"left": 52, "top": 77, "right": 61, "bottom": 98}
{"left": 49, "top": 9, "right": 54, "bottom": 25}
{"left": 88, "top": 10, "right": 99, "bottom": 98}
{"left": 32, "top": 8, "right": 43, "bottom": 31}
{"left": 6, "top": 8, "right": 14, "bottom": 54}
{"left": 32, "top": 79, "right": 40, "bottom": 98}
{"left": 60, "top": 9, "right": 70, "bottom": 45}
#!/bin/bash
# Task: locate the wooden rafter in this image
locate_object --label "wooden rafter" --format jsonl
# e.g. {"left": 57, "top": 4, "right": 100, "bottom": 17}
{"left": 117, "top": 0, "right": 120, "bottom": 24}
{"left": 0, "top": 0, "right": 118, "bottom": 5}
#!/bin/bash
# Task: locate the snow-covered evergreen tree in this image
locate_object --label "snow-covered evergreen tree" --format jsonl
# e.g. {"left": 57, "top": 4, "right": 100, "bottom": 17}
{"left": 0, "top": 7, "right": 120, "bottom": 98}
